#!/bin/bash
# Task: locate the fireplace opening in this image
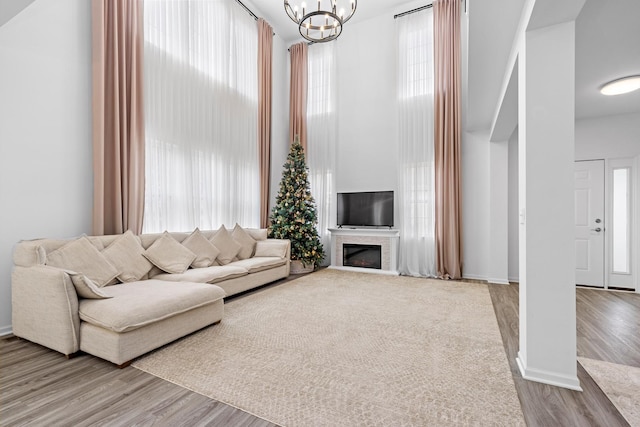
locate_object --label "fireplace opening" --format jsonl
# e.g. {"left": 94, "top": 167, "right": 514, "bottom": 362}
{"left": 343, "top": 244, "right": 382, "bottom": 269}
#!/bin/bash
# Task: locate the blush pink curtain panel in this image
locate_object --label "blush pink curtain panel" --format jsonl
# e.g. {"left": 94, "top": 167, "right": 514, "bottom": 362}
{"left": 92, "top": 0, "right": 145, "bottom": 235}
{"left": 433, "top": 0, "right": 463, "bottom": 279}
{"left": 289, "top": 42, "right": 308, "bottom": 151}
{"left": 258, "top": 18, "right": 273, "bottom": 228}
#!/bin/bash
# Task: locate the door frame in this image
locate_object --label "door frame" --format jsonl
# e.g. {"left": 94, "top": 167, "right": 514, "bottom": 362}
{"left": 604, "top": 156, "right": 638, "bottom": 291}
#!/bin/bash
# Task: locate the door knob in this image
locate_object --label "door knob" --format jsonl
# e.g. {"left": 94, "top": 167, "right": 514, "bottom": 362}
{"left": 591, "top": 227, "right": 602, "bottom": 232}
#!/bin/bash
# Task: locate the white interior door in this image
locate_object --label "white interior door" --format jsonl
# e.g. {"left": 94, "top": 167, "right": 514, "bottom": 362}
{"left": 575, "top": 160, "right": 605, "bottom": 287}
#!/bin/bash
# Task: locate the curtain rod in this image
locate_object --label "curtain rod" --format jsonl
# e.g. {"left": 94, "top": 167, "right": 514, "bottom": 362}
{"left": 235, "top": 0, "right": 259, "bottom": 21}
{"left": 235, "top": 0, "right": 276, "bottom": 35}
{"left": 394, "top": 4, "right": 432, "bottom": 19}
{"left": 394, "top": 0, "right": 466, "bottom": 19}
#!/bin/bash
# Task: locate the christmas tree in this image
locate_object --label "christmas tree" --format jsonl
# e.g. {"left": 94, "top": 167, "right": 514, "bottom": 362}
{"left": 269, "top": 136, "right": 324, "bottom": 268}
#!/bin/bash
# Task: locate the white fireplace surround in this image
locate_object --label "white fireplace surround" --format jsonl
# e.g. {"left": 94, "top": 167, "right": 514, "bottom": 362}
{"left": 328, "top": 228, "right": 400, "bottom": 275}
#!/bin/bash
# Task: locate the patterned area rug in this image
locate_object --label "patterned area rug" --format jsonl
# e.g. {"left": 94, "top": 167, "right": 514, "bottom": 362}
{"left": 133, "top": 269, "right": 525, "bottom": 426}
{"left": 579, "top": 357, "right": 640, "bottom": 426}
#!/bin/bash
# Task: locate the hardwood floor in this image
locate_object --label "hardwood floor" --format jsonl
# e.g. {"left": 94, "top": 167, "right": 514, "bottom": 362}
{"left": 489, "top": 283, "right": 636, "bottom": 427}
{"left": 575, "top": 286, "right": 640, "bottom": 368}
{"left": 1, "top": 275, "right": 637, "bottom": 426}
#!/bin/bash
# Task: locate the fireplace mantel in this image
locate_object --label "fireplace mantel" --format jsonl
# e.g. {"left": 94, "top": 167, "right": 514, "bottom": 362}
{"left": 328, "top": 228, "right": 400, "bottom": 275}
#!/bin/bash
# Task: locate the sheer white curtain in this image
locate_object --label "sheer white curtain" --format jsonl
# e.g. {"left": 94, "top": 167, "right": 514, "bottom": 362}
{"left": 307, "top": 43, "right": 337, "bottom": 265}
{"left": 142, "top": 0, "right": 259, "bottom": 233}
{"left": 397, "top": 9, "right": 437, "bottom": 277}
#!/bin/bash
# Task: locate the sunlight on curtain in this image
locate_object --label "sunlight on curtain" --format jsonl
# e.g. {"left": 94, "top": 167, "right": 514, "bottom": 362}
{"left": 142, "top": 0, "right": 259, "bottom": 233}
{"left": 307, "top": 43, "right": 337, "bottom": 266}
{"left": 397, "top": 9, "right": 437, "bottom": 277}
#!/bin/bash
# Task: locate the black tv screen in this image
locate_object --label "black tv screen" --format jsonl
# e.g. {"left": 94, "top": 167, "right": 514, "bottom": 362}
{"left": 337, "top": 191, "right": 394, "bottom": 227}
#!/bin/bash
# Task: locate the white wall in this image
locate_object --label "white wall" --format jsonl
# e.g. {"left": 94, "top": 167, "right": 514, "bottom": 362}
{"left": 335, "top": 14, "right": 398, "bottom": 195}
{"left": 0, "top": 0, "right": 93, "bottom": 334}
{"left": 461, "top": 130, "right": 490, "bottom": 280}
{"left": 575, "top": 112, "right": 640, "bottom": 160}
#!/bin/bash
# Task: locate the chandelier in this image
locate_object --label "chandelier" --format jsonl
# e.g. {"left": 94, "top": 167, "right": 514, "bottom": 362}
{"left": 284, "top": 0, "right": 357, "bottom": 43}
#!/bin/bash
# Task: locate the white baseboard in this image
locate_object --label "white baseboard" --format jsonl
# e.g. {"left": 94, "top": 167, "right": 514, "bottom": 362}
{"left": 516, "top": 352, "right": 582, "bottom": 391}
{"left": 462, "top": 273, "right": 487, "bottom": 281}
{"left": 0, "top": 325, "right": 13, "bottom": 337}
{"left": 488, "top": 278, "right": 510, "bottom": 285}
{"left": 508, "top": 276, "right": 520, "bottom": 283}
{"left": 328, "top": 265, "right": 400, "bottom": 276}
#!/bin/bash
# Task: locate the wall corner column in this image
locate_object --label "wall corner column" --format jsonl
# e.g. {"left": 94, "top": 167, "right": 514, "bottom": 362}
{"left": 516, "top": 19, "right": 581, "bottom": 391}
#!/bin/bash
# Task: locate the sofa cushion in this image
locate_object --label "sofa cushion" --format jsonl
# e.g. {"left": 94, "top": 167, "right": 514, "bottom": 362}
{"left": 67, "top": 272, "right": 112, "bottom": 299}
{"left": 143, "top": 232, "right": 196, "bottom": 274}
{"left": 79, "top": 280, "right": 226, "bottom": 333}
{"left": 152, "top": 265, "right": 248, "bottom": 284}
{"left": 228, "top": 257, "right": 287, "bottom": 273}
{"left": 247, "top": 228, "right": 268, "bottom": 241}
{"left": 181, "top": 228, "right": 221, "bottom": 268}
{"left": 46, "top": 237, "right": 119, "bottom": 287}
{"left": 231, "top": 224, "right": 256, "bottom": 260}
{"left": 102, "top": 231, "right": 153, "bottom": 282}
{"left": 254, "top": 240, "right": 289, "bottom": 258}
{"left": 209, "top": 225, "right": 241, "bottom": 265}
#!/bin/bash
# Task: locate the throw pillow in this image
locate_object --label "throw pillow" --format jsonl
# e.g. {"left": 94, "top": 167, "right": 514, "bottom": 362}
{"left": 209, "top": 225, "right": 241, "bottom": 265}
{"left": 143, "top": 231, "right": 196, "bottom": 274}
{"left": 231, "top": 224, "right": 257, "bottom": 260}
{"left": 102, "top": 230, "right": 153, "bottom": 282}
{"left": 181, "top": 228, "right": 221, "bottom": 268}
{"left": 66, "top": 271, "right": 112, "bottom": 299}
{"left": 254, "top": 240, "right": 288, "bottom": 258}
{"left": 46, "top": 237, "right": 119, "bottom": 287}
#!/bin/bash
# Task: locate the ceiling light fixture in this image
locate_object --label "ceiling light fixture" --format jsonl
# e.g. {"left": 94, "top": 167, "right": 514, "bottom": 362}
{"left": 284, "top": 0, "right": 357, "bottom": 43}
{"left": 600, "top": 75, "right": 640, "bottom": 96}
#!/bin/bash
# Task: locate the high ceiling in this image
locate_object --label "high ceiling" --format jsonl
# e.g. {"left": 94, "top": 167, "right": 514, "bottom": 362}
{"left": 5, "top": 0, "right": 637, "bottom": 130}
{"left": 249, "top": 0, "right": 640, "bottom": 132}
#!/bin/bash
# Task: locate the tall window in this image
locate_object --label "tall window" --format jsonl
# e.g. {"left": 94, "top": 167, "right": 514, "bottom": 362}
{"left": 142, "top": 0, "right": 259, "bottom": 232}
{"left": 307, "top": 43, "right": 337, "bottom": 264}
{"left": 397, "top": 9, "right": 436, "bottom": 277}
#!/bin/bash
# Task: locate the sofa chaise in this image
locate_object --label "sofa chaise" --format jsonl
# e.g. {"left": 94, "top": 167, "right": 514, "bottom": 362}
{"left": 11, "top": 226, "right": 290, "bottom": 366}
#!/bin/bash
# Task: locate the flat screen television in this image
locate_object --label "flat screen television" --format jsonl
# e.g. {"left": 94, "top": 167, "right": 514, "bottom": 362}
{"left": 337, "top": 191, "right": 394, "bottom": 227}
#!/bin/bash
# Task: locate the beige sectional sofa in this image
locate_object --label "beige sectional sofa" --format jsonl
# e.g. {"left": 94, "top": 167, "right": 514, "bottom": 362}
{"left": 11, "top": 226, "right": 290, "bottom": 366}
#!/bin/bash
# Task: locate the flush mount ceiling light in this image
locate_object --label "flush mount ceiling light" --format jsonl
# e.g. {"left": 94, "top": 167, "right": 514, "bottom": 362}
{"left": 600, "top": 75, "right": 640, "bottom": 96}
{"left": 284, "top": 0, "right": 357, "bottom": 43}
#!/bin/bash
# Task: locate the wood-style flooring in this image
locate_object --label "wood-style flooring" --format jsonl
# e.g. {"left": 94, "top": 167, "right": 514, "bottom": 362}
{"left": 489, "top": 283, "right": 638, "bottom": 427}
{"left": 1, "top": 275, "right": 638, "bottom": 426}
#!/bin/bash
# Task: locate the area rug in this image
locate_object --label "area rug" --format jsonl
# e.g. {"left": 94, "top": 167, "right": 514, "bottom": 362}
{"left": 133, "top": 269, "right": 525, "bottom": 426}
{"left": 579, "top": 357, "right": 640, "bottom": 426}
